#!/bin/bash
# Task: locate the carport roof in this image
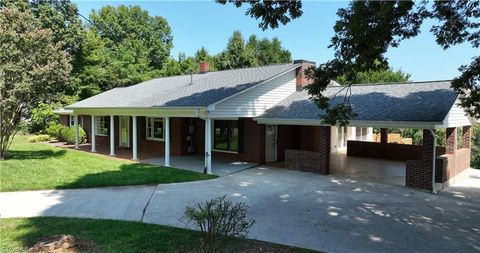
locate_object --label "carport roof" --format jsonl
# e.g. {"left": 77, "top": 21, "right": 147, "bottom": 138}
{"left": 257, "top": 80, "right": 458, "bottom": 123}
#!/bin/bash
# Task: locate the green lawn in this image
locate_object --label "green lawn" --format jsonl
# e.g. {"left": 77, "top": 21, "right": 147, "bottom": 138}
{"left": 0, "top": 135, "right": 217, "bottom": 192}
{"left": 0, "top": 217, "right": 312, "bottom": 253}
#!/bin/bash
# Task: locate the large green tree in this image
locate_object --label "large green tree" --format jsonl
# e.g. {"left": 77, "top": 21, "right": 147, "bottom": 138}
{"left": 222, "top": 0, "right": 480, "bottom": 124}
{"left": 336, "top": 68, "right": 411, "bottom": 85}
{"left": 0, "top": 6, "right": 72, "bottom": 159}
{"left": 215, "top": 31, "right": 291, "bottom": 70}
{"left": 80, "top": 5, "right": 173, "bottom": 91}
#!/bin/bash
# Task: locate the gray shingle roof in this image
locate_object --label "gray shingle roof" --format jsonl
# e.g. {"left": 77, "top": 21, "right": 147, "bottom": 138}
{"left": 258, "top": 81, "right": 458, "bottom": 122}
{"left": 67, "top": 63, "right": 300, "bottom": 109}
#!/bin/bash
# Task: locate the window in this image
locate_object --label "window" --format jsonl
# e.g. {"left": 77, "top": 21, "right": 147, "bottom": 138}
{"left": 95, "top": 116, "right": 108, "bottom": 136}
{"left": 69, "top": 115, "right": 83, "bottom": 127}
{"left": 213, "top": 120, "right": 239, "bottom": 152}
{"left": 146, "top": 117, "right": 164, "bottom": 141}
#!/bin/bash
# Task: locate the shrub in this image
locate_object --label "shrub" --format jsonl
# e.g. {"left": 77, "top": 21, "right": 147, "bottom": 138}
{"left": 61, "top": 127, "right": 87, "bottom": 145}
{"left": 29, "top": 102, "right": 60, "bottom": 133}
{"left": 45, "top": 123, "right": 67, "bottom": 141}
{"left": 28, "top": 134, "right": 52, "bottom": 143}
{"left": 182, "top": 196, "right": 255, "bottom": 253}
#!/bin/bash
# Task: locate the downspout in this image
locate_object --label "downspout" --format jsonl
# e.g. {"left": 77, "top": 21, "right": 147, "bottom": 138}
{"left": 429, "top": 129, "right": 437, "bottom": 194}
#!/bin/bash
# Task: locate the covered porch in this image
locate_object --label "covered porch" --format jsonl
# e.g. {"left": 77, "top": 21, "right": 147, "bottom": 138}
{"left": 67, "top": 107, "right": 221, "bottom": 175}
{"left": 58, "top": 142, "right": 256, "bottom": 176}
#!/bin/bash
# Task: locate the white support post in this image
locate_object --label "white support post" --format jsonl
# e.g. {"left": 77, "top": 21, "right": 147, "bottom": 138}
{"left": 132, "top": 116, "right": 138, "bottom": 161}
{"left": 204, "top": 118, "right": 212, "bottom": 174}
{"left": 164, "top": 117, "right": 170, "bottom": 167}
{"left": 109, "top": 115, "right": 115, "bottom": 156}
{"left": 91, "top": 115, "right": 96, "bottom": 152}
{"left": 74, "top": 115, "right": 79, "bottom": 149}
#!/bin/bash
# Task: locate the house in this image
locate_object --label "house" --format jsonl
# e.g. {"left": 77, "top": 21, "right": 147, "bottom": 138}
{"left": 56, "top": 60, "right": 476, "bottom": 192}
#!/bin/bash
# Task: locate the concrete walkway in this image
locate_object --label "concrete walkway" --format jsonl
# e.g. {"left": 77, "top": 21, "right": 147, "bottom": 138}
{"left": 1, "top": 167, "right": 479, "bottom": 253}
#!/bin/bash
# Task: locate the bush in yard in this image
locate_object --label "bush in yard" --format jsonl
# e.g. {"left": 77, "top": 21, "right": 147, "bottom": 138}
{"left": 46, "top": 123, "right": 68, "bottom": 141}
{"left": 61, "top": 127, "right": 87, "bottom": 145}
{"left": 28, "top": 135, "right": 52, "bottom": 143}
{"left": 182, "top": 196, "right": 255, "bottom": 253}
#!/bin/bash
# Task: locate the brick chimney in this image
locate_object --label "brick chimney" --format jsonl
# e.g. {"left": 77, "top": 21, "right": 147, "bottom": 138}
{"left": 199, "top": 62, "right": 209, "bottom": 74}
{"left": 293, "top": 59, "right": 316, "bottom": 91}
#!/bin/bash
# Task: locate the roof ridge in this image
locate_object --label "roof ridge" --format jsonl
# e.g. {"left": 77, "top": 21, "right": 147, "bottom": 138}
{"left": 323, "top": 79, "right": 452, "bottom": 88}
{"left": 195, "top": 62, "right": 298, "bottom": 74}
{"left": 136, "top": 62, "right": 299, "bottom": 85}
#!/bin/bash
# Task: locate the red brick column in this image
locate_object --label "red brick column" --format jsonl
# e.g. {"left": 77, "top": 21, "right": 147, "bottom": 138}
{"left": 406, "top": 129, "right": 434, "bottom": 190}
{"left": 463, "top": 126, "right": 472, "bottom": 149}
{"left": 380, "top": 128, "right": 388, "bottom": 144}
{"left": 318, "top": 126, "right": 331, "bottom": 175}
{"left": 445, "top": 127, "right": 457, "bottom": 154}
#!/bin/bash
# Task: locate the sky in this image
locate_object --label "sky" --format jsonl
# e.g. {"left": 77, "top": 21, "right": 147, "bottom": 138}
{"left": 73, "top": 0, "right": 479, "bottom": 81}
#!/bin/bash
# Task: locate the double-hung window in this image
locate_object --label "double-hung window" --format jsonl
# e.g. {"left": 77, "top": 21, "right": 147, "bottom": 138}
{"left": 69, "top": 115, "right": 83, "bottom": 127}
{"left": 95, "top": 116, "right": 109, "bottom": 136}
{"left": 213, "top": 120, "right": 239, "bottom": 152}
{"left": 146, "top": 117, "right": 164, "bottom": 141}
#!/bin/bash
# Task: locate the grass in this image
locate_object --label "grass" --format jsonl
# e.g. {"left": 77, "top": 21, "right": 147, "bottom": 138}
{"left": 0, "top": 135, "right": 217, "bottom": 192}
{"left": 0, "top": 217, "right": 313, "bottom": 253}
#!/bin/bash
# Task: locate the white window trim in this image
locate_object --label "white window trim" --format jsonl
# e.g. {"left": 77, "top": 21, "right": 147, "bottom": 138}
{"left": 212, "top": 119, "right": 239, "bottom": 154}
{"left": 69, "top": 115, "right": 83, "bottom": 127}
{"left": 145, "top": 117, "right": 165, "bottom": 141}
{"left": 95, "top": 116, "right": 108, "bottom": 136}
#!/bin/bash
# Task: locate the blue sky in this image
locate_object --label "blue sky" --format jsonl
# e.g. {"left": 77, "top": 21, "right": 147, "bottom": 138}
{"left": 73, "top": 0, "right": 478, "bottom": 81}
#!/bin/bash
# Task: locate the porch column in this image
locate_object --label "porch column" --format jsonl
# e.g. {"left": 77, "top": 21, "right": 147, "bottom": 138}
{"left": 109, "top": 115, "right": 115, "bottom": 156}
{"left": 91, "top": 115, "right": 96, "bottom": 152}
{"left": 164, "top": 117, "right": 170, "bottom": 167}
{"left": 74, "top": 115, "right": 79, "bottom": 149}
{"left": 204, "top": 118, "right": 212, "bottom": 174}
{"left": 463, "top": 126, "right": 472, "bottom": 149}
{"left": 445, "top": 127, "right": 457, "bottom": 154}
{"left": 380, "top": 128, "right": 388, "bottom": 144}
{"left": 132, "top": 116, "right": 138, "bottom": 161}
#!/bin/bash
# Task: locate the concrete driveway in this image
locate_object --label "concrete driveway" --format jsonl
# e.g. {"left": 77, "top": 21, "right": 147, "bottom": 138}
{"left": 1, "top": 167, "right": 479, "bottom": 253}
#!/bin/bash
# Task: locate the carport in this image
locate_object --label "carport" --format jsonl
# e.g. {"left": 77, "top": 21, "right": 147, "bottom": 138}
{"left": 255, "top": 81, "right": 477, "bottom": 192}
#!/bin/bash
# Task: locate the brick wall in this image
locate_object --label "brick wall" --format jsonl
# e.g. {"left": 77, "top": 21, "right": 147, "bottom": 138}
{"left": 59, "top": 115, "right": 69, "bottom": 126}
{"left": 283, "top": 126, "right": 330, "bottom": 174}
{"left": 347, "top": 140, "right": 446, "bottom": 161}
{"left": 436, "top": 148, "right": 471, "bottom": 183}
{"left": 285, "top": 149, "right": 328, "bottom": 174}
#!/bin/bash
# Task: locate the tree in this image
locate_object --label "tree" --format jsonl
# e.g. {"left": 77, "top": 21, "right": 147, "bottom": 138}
{"left": 246, "top": 35, "right": 291, "bottom": 66}
{"left": 217, "top": 0, "right": 303, "bottom": 30}
{"left": 336, "top": 68, "right": 411, "bottom": 85}
{"left": 215, "top": 31, "right": 255, "bottom": 70}
{"left": 0, "top": 6, "right": 72, "bottom": 159}
{"left": 222, "top": 0, "right": 480, "bottom": 123}
{"left": 215, "top": 31, "right": 291, "bottom": 70}
{"left": 90, "top": 5, "right": 173, "bottom": 69}
{"left": 80, "top": 5, "right": 173, "bottom": 91}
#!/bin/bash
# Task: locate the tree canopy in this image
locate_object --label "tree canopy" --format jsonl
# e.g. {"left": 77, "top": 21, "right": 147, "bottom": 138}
{"left": 215, "top": 31, "right": 291, "bottom": 70}
{"left": 0, "top": 6, "right": 72, "bottom": 158}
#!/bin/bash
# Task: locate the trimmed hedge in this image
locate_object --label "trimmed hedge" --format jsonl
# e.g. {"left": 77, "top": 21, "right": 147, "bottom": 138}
{"left": 61, "top": 126, "right": 87, "bottom": 145}
{"left": 45, "top": 123, "right": 66, "bottom": 140}
{"left": 45, "top": 123, "right": 87, "bottom": 145}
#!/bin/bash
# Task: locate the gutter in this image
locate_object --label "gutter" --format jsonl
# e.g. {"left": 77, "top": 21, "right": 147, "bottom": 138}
{"left": 429, "top": 129, "right": 437, "bottom": 194}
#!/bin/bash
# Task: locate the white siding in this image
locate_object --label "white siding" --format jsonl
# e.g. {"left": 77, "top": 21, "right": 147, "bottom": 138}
{"left": 440, "top": 100, "right": 472, "bottom": 128}
{"left": 209, "top": 70, "right": 296, "bottom": 117}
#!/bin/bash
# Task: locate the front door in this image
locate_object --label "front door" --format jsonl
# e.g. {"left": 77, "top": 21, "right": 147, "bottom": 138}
{"left": 265, "top": 125, "right": 277, "bottom": 162}
{"left": 119, "top": 116, "right": 130, "bottom": 147}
